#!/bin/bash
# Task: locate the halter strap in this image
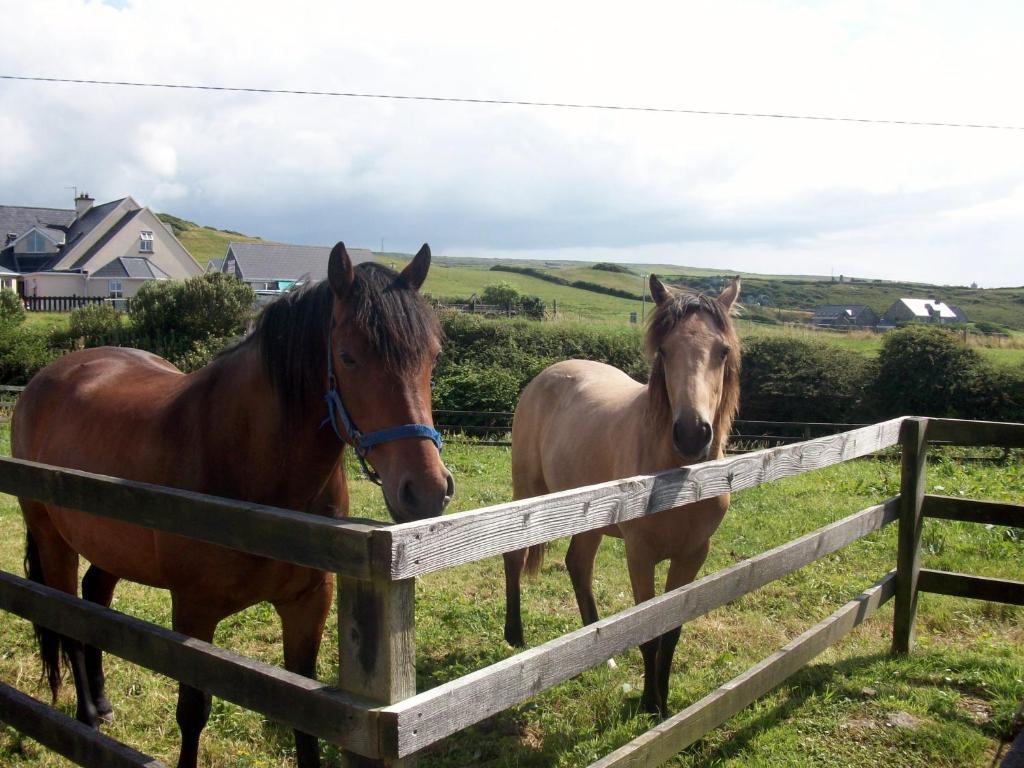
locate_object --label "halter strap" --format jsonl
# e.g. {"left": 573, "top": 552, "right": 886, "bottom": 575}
{"left": 320, "top": 329, "right": 443, "bottom": 485}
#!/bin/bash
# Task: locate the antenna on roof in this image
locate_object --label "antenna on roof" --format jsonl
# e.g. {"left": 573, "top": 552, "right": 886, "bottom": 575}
{"left": 64, "top": 184, "right": 77, "bottom": 200}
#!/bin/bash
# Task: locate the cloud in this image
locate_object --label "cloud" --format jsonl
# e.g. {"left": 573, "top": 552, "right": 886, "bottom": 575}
{"left": 1, "top": 0, "right": 1023, "bottom": 286}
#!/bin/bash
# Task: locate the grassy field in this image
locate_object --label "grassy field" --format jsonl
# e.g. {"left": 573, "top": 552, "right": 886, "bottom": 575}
{"left": 0, "top": 436, "right": 1021, "bottom": 767}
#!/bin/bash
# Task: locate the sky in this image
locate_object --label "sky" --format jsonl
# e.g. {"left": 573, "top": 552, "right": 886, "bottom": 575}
{"left": 2, "top": 0, "right": 1023, "bottom": 287}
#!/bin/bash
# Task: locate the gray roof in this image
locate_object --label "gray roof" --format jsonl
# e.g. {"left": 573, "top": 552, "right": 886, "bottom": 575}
{"left": 92, "top": 256, "right": 171, "bottom": 280}
{"left": 206, "top": 258, "right": 224, "bottom": 273}
{"left": 62, "top": 199, "right": 129, "bottom": 265}
{"left": 0, "top": 205, "right": 76, "bottom": 239}
{"left": 68, "top": 208, "right": 142, "bottom": 269}
{"left": 225, "top": 242, "right": 374, "bottom": 282}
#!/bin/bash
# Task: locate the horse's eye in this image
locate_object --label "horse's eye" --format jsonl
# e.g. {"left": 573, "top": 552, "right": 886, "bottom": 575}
{"left": 720, "top": 346, "right": 731, "bottom": 360}
{"left": 339, "top": 351, "right": 358, "bottom": 369}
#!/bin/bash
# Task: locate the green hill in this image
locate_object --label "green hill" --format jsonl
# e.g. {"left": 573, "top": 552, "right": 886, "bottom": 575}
{"left": 156, "top": 214, "right": 1024, "bottom": 331}
{"left": 156, "top": 213, "right": 266, "bottom": 266}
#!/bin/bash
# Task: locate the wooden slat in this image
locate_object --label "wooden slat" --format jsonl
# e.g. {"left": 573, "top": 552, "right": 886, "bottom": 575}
{"left": 918, "top": 569, "right": 1024, "bottom": 605}
{"left": 925, "top": 418, "right": 1024, "bottom": 447}
{"left": 922, "top": 495, "right": 1024, "bottom": 528}
{"left": 893, "top": 417, "right": 927, "bottom": 655}
{"left": 0, "top": 681, "right": 166, "bottom": 768}
{"left": 0, "top": 456, "right": 386, "bottom": 579}
{"left": 383, "top": 419, "right": 905, "bottom": 579}
{"left": 588, "top": 572, "right": 896, "bottom": 768}
{"left": 380, "top": 498, "right": 899, "bottom": 756}
{"left": 338, "top": 577, "right": 418, "bottom": 765}
{"left": 0, "top": 571, "right": 382, "bottom": 758}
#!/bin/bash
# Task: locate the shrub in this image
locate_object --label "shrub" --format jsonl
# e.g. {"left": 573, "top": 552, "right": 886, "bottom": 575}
{"left": 0, "top": 325, "right": 57, "bottom": 384}
{"left": 129, "top": 273, "right": 255, "bottom": 354}
{"left": 481, "top": 282, "right": 521, "bottom": 308}
{"left": 739, "top": 337, "right": 870, "bottom": 422}
{"left": 870, "top": 325, "right": 996, "bottom": 418}
{"left": 433, "top": 364, "right": 523, "bottom": 413}
{"left": 0, "top": 290, "right": 26, "bottom": 328}
{"left": 68, "top": 303, "right": 123, "bottom": 343}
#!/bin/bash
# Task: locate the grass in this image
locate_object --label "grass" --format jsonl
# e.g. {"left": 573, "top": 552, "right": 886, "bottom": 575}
{"left": 156, "top": 213, "right": 266, "bottom": 267}
{"left": 0, "top": 436, "right": 1021, "bottom": 767}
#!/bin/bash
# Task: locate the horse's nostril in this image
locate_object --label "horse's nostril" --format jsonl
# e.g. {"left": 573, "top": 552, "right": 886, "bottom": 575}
{"left": 700, "top": 421, "right": 712, "bottom": 444}
{"left": 399, "top": 478, "right": 418, "bottom": 510}
{"left": 444, "top": 471, "right": 455, "bottom": 504}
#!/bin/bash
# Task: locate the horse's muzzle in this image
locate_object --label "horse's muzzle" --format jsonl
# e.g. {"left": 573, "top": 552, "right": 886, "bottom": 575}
{"left": 673, "top": 417, "right": 713, "bottom": 462}
{"left": 391, "top": 467, "right": 455, "bottom": 522}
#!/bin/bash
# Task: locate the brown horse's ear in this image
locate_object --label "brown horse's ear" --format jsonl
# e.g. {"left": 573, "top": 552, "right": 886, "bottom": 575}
{"left": 649, "top": 274, "right": 672, "bottom": 305}
{"left": 328, "top": 242, "right": 355, "bottom": 298}
{"left": 400, "top": 243, "right": 431, "bottom": 291}
{"left": 718, "top": 276, "right": 741, "bottom": 312}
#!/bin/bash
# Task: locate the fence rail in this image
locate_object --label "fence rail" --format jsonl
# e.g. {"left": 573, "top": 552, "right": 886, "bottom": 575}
{"left": 0, "top": 415, "right": 1021, "bottom": 766}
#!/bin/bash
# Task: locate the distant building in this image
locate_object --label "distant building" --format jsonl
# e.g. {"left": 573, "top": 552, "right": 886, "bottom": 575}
{"left": 880, "top": 298, "right": 964, "bottom": 327}
{"left": 0, "top": 194, "right": 201, "bottom": 303}
{"left": 810, "top": 304, "right": 878, "bottom": 329}
{"left": 217, "top": 242, "right": 374, "bottom": 301}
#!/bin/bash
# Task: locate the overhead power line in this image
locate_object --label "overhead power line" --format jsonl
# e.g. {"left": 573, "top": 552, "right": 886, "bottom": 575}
{"left": 3, "top": 73, "right": 1023, "bottom": 131}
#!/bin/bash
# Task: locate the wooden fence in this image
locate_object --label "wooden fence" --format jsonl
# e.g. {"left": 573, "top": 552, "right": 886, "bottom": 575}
{"left": 0, "top": 416, "right": 1021, "bottom": 766}
{"left": 22, "top": 296, "right": 107, "bottom": 313}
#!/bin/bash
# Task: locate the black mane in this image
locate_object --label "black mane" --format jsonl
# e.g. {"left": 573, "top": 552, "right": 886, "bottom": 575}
{"left": 243, "top": 262, "right": 441, "bottom": 419}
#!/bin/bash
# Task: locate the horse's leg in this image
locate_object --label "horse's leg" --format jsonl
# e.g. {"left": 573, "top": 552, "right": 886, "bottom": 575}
{"left": 21, "top": 504, "right": 97, "bottom": 725}
{"left": 655, "top": 543, "right": 710, "bottom": 715}
{"left": 503, "top": 548, "right": 529, "bottom": 647}
{"left": 275, "top": 574, "right": 334, "bottom": 768}
{"left": 565, "top": 530, "right": 603, "bottom": 626}
{"left": 81, "top": 565, "right": 119, "bottom": 724}
{"left": 171, "top": 596, "right": 221, "bottom": 768}
{"left": 624, "top": 537, "right": 661, "bottom": 716}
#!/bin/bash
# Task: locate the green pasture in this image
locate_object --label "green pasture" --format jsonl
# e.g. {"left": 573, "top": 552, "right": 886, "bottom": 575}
{"left": 1, "top": 437, "right": 1021, "bottom": 767}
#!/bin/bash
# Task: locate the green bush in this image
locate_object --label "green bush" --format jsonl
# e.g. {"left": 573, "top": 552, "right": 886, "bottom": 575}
{"left": 480, "top": 282, "right": 521, "bottom": 308}
{"left": 0, "top": 291, "right": 26, "bottom": 328}
{"left": 739, "top": 337, "right": 870, "bottom": 422}
{"left": 129, "top": 273, "right": 255, "bottom": 349}
{"left": 68, "top": 303, "right": 123, "bottom": 343}
{"left": 433, "top": 364, "right": 523, "bottom": 413}
{"left": 0, "top": 325, "right": 57, "bottom": 384}
{"left": 871, "top": 325, "right": 997, "bottom": 419}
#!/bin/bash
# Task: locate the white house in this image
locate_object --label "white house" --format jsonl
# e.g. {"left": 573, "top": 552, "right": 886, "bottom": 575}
{"left": 879, "top": 298, "right": 967, "bottom": 327}
{"left": 0, "top": 193, "right": 202, "bottom": 303}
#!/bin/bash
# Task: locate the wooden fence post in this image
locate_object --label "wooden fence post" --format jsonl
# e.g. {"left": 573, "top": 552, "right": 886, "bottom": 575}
{"left": 337, "top": 576, "right": 416, "bottom": 767}
{"left": 892, "top": 417, "right": 928, "bottom": 655}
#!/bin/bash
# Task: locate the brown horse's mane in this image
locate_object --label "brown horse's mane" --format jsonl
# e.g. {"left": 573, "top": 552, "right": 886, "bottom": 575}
{"left": 226, "top": 262, "right": 441, "bottom": 422}
{"left": 645, "top": 289, "right": 741, "bottom": 452}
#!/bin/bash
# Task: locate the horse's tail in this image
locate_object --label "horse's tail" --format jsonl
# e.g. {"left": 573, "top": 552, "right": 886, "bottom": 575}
{"left": 523, "top": 543, "right": 546, "bottom": 577}
{"left": 24, "top": 530, "right": 65, "bottom": 703}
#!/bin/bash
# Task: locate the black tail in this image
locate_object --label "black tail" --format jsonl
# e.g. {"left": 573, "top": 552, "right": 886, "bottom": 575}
{"left": 24, "top": 530, "right": 65, "bottom": 702}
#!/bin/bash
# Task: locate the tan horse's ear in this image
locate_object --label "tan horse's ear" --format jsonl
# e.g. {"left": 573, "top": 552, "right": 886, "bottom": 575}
{"left": 718, "top": 276, "right": 741, "bottom": 312}
{"left": 649, "top": 274, "right": 672, "bottom": 305}
{"left": 400, "top": 243, "right": 431, "bottom": 291}
{"left": 328, "top": 242, "right": 355, "bottom": 298}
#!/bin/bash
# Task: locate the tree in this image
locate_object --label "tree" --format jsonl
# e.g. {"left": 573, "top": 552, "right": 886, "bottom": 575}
{"left": 481, "top": 282, "right": 520, "bottom": 308}
{"left": 129, "top": 272, "right": 255, "bottom": 344}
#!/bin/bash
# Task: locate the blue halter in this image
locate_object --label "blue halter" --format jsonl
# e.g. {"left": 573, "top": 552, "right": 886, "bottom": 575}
{"left": 320, "top": 329, "right": 443, "bottom": 485}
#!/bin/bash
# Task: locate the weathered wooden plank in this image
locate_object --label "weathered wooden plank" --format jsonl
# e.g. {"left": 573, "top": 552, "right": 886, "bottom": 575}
{"left": 338, "top": 577, "right": 417, "bottom": 765}
{"left": 922, "top": 495, "right": 1024, "bottom": 528}
{"left": 918, "top": 569, "right": 1024, "bottom": 605}
{"left": 588, "top": 572, "right": 896, "bottom": 768}
{"left": 379, "top": 498, "right": 899, "bottom": 756}
{"left": 384, "top": 419, "right": 905, "bottom": 579}
{"left": 0, "top": 571, "right": 382, "bottom": 758}
{"left": 893, "top": 418, "right": 927, "bottom": 655}
{"left": 0, "top": 681, "right": 167, "bottom": 768}
{"left": 0, "top": 456, "right": 385, "bottom": 579}
{"left": 925, "top": 418, "right": 1024, "bottom": 447}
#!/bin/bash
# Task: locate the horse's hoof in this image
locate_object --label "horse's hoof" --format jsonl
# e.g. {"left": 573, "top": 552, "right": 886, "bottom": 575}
{"left": 95, "top": 698, "right": 115, "bottom": 724}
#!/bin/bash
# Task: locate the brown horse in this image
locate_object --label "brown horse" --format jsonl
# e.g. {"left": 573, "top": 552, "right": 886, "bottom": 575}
{"left": 11, "top": 243, "right": 453, "bottom": 768}
{"left": 503, "top": 275, "right": 740, "bottom": 716}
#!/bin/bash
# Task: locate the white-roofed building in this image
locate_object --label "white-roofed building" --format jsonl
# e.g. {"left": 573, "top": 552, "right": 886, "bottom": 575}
{"left": 880, "top": 297, "right": 966, "bottom": 327}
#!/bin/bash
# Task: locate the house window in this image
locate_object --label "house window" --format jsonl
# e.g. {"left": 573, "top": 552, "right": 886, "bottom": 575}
{"left": 108, "top": 280, "right": 123, "bottom": 299}
{"left": 25, "top": 231, "right": 48, "bottom": 252}
{"left": 139, "top": 231, "right": 154, "bottom": 253}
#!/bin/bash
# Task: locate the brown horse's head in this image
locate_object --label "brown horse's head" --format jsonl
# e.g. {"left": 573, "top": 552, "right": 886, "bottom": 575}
{"left": 323, "top": 242, "right": 454, "bottom": 521}
{"left": 646, "top": 275, "right": 741, "bottom": 463}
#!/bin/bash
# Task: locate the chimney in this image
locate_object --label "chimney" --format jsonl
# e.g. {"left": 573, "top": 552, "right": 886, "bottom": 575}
{"left": 5, "top": 233, "right": 16, "bottom": 246}
{"left": 74, "top": 192, "right": 94, "bottom": 217}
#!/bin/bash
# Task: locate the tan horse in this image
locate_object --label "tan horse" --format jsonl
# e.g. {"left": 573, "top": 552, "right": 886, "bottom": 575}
{"left": 12, "top": 243, "right": 453, "bottom": 768}
{"left": 503, "top": 275, "right": 740, "bottom": 716}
